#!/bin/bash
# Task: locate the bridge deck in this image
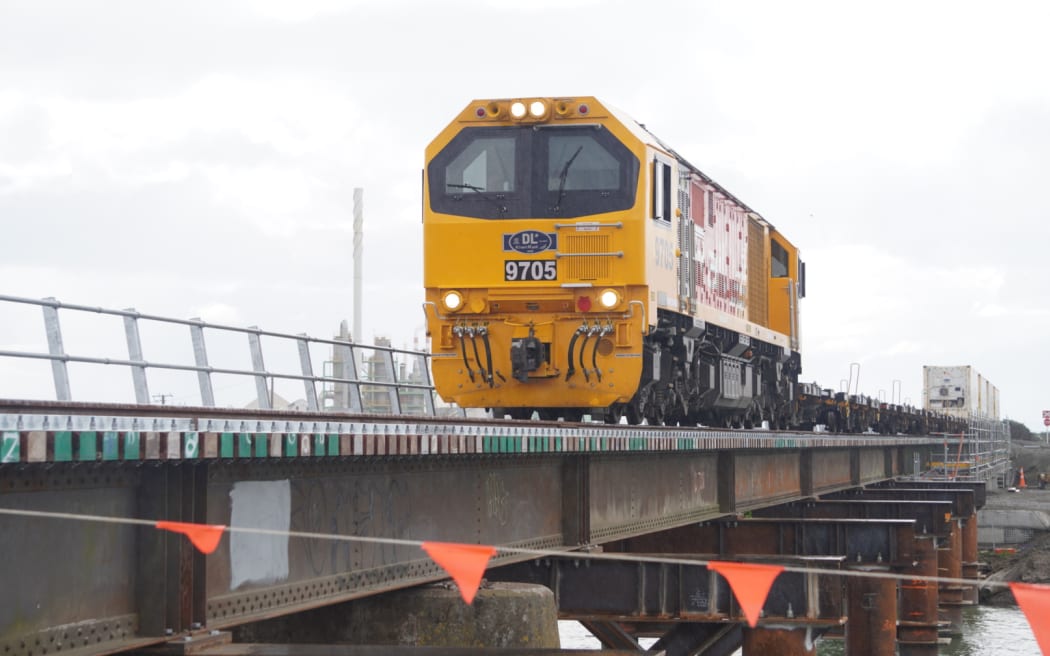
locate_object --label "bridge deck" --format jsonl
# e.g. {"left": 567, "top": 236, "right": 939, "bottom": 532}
{"left": 1, "top": 402, "right": 947, "bottom": 656}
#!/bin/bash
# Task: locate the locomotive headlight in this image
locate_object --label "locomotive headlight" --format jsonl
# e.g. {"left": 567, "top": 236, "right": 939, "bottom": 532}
{"left": 529, "top": 100, "right": 547, "bottom": 118}
{"left": 510, "top": 101, "right": 527, "bottom": 119}
{"left": 598, "top": 289, "right": 621, "bottom": 309}
{"left": 442, "top": 290, "right": 464, "bottom": 312}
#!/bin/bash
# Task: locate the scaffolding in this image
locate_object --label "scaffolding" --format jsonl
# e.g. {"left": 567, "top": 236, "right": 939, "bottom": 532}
{"left": 926, "top": 414, "right": 1011, "bottom": 483}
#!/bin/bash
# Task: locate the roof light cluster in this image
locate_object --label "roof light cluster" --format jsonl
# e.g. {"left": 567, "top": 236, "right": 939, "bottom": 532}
{"left": 470, "top": 98, "right": 591, "bottom": 122}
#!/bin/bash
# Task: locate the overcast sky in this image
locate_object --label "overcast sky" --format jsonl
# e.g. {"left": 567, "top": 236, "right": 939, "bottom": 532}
{"left": 1, "top": 1, "right": 1048, "bottom": 430}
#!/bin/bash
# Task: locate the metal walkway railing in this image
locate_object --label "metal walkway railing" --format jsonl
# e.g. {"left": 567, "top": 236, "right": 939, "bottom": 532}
{"left": 0, "top": 294, "right": 459, "bottom": 416}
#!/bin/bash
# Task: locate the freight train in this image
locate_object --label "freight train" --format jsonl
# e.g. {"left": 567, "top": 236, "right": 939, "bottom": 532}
{"left": 422, "top": 96, "right": 963, "bottom": 434}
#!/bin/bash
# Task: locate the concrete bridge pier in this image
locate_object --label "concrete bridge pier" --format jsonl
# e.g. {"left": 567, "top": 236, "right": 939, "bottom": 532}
{"left": 233, "top": 583, "right": 560, "bottom": 649}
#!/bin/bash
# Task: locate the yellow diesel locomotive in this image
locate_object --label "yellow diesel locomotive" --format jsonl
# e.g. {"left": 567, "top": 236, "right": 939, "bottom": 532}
{"left": 423, "top": 97, "right": 804, "bottom": 426}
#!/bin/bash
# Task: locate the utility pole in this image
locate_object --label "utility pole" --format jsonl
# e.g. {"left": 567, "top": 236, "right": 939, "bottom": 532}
{"left": 353, "top": 187, "right": 364, "bottom": 346}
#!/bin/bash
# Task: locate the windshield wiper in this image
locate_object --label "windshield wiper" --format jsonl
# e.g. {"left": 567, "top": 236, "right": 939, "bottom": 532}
{"left": 447, "top": 183, "right": 484, "bottom": 193}
{"left": 552, "top": 145, "right": 583, "bottom": 213}
{"left": 446, "top": 183, "right": 507, "bottom": 215}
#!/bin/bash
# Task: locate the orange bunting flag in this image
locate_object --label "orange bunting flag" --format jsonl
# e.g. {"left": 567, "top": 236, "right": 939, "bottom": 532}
{"left": 1010, "top": 582, "right": 1050, "bottom": 654}
{"left": 155, "top": 520, "right": 226, "bottom": 554}
{"left": 708, "top": 560, "right": 784, "bottom": 628}
{"left": 421, "top": 541, "right": 497, "bottom": 605}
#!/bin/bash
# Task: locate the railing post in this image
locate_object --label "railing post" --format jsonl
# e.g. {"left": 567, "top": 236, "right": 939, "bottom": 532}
{"left": 296, "top": 335, "right": 320, "bottom": 412}
{"left": 416, "top": 353, "right": 437, "bottom": 416}
{"left": 41, "top": 298, "right": 72, "bottom": 401}
{"left": 189, "top": 320, "right": 216, "bottom": 407}
{"left": 382, "top": 349, "right": 402, "bottom": 415}
{"left": 123, "top": 309, "right": 151, "bottom": 404}
{"left": 247, "top": 327, "right": 271, "bottom": 410}
{"left": 335, "top": 341, "right": 363, "bottom": 412}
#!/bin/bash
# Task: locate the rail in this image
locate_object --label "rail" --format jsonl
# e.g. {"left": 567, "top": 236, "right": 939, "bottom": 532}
{"left": 0, "top": 294, "right": 460, "bottom": 417}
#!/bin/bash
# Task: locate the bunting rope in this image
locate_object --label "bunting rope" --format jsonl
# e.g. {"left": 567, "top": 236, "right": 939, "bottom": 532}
{"left": 0, "top": 506, "right": 1021, "bottom": 589}
{"left": 4, "top": 504, "right": 1048, "bottom": 648}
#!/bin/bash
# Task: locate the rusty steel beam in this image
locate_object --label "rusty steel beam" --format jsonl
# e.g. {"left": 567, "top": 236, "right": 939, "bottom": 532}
{"left": 741, "top": 627, "right": 816, "bottom": 655}
{"left": 937, "top": 520, "right": 968, "bottom": 636}
{"left": 0, "top": 463, "right": 154, "bottom": 654}
{"left": 158, "top": 644, "right": 656, "bottom": 656}
{"left": 755, "top": 499, "right": 953, "bottom": 538}
{"left": 960, "top": 510, "right": 979, "bottom": 604}
{"left": 575, "top": 621, "right": 642, "bottom": 651}
{"left": 845, "top": 567, "right": 896, "bottom": 656}
{"left": 842, "top": 483, "right": 985, "bottom": 607}
{"left": 607, "top": 517, "right": 919, "bottom": 568}
{"left": 488, "top": 555, "right": 844, "bottom": 628}
{"left": 648, "top": 624, "right": 742, "bottom": 656}
{"left": 868, "top": 479, "right": 986, "bottom": 509}
{"left": 823, "top": 485, "right": 979, "bottom": 638}
{"left": 897, "top": 535, "right": 939, "bottom": 656}
{"left": 201, "top": 457, "right": 571, "bottom": 630}
{"left": 826, "top": 486, "right": 976, "bottom": 519}
{"left": 757, "top": 495, "right": 947, "bottom": 655}
{"left": 610, "top": 518, "right": 931, "bottom": 655}
{"left": 490, "top": 554, "right": 842, "bottom": 656}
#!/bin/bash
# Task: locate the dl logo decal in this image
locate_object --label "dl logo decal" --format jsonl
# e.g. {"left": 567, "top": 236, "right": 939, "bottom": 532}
{"left": 503, "top": 230, "right": 557, "bottom": 254}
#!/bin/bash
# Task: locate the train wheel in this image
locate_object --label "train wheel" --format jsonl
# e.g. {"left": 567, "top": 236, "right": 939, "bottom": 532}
{"left": 625, "top": 402, "right": 643, "bottom": 426}
{"left": 645, "top": 399, "right": 666, "bottom": 426}
{"left": 605, "top": 404, "right": 625, "bottom": 425}
{"left": 501, "top": 408, "right": 534, "bottom": 421}
{"left": 561, "top": 409, "right": 584, "bottom": 423}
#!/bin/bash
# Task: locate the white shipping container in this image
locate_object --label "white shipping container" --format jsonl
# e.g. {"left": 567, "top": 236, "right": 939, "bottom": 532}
{"left": 922, "top": 365, "right": 1000, "bottom": 419}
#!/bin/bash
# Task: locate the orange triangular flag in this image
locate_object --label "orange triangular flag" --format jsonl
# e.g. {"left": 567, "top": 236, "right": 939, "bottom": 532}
{"left": 155, "top": 520, "right": 226, "bottom": 554}
{"left": 708, "top": 560, "right": 784, "bottom": 627}
{"left": 1011, "top": 582, "right": 1050, "bottom": 654}
{"left": 421, "top": 541, "right": 496, "bottom": 605}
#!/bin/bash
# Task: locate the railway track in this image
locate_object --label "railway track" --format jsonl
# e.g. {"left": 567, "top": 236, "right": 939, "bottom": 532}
{"left": 0, "top": 398, "right": 944, "bottom": 468}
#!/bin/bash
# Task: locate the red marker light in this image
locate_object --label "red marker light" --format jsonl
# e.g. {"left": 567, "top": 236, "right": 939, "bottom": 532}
{"left": 476, "top": 107, "right": 487, "bottom": 118}
{"left": 578, "top": 104, "right": 589, "bottom": 115}
{"left": 577, "top": 296, "right": 592, "bottom": 312}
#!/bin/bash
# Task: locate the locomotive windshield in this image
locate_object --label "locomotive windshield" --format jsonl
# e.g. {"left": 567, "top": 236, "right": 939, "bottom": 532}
{"left": 429, "top": 125, "right": 639, "bottom": 219}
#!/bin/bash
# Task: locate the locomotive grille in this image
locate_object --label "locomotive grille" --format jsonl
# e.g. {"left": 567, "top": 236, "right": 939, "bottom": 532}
{"left": 748, "top": 220, "right": 768, "bottom": 325}
{"left": 562, "top": 234, "right": 611, "bottom": 281}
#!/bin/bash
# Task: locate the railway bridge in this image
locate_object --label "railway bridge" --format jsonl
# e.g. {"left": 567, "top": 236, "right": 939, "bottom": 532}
{"left": 0, "top": 296, "right": 1006, "bottom": 656}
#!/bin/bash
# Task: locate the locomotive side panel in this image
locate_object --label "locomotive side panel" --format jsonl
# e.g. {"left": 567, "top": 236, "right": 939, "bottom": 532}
{"left": 700, "top": 188, "right": 749, "bottom": 320}
{"left": 767, "top": 231, "right": 802, "bottom": 351}
{"left": 647, "top": 151, "right": 680, "bottom": 322}
{"left": 681, "top": 173, "right": 797, "bottom": 354}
